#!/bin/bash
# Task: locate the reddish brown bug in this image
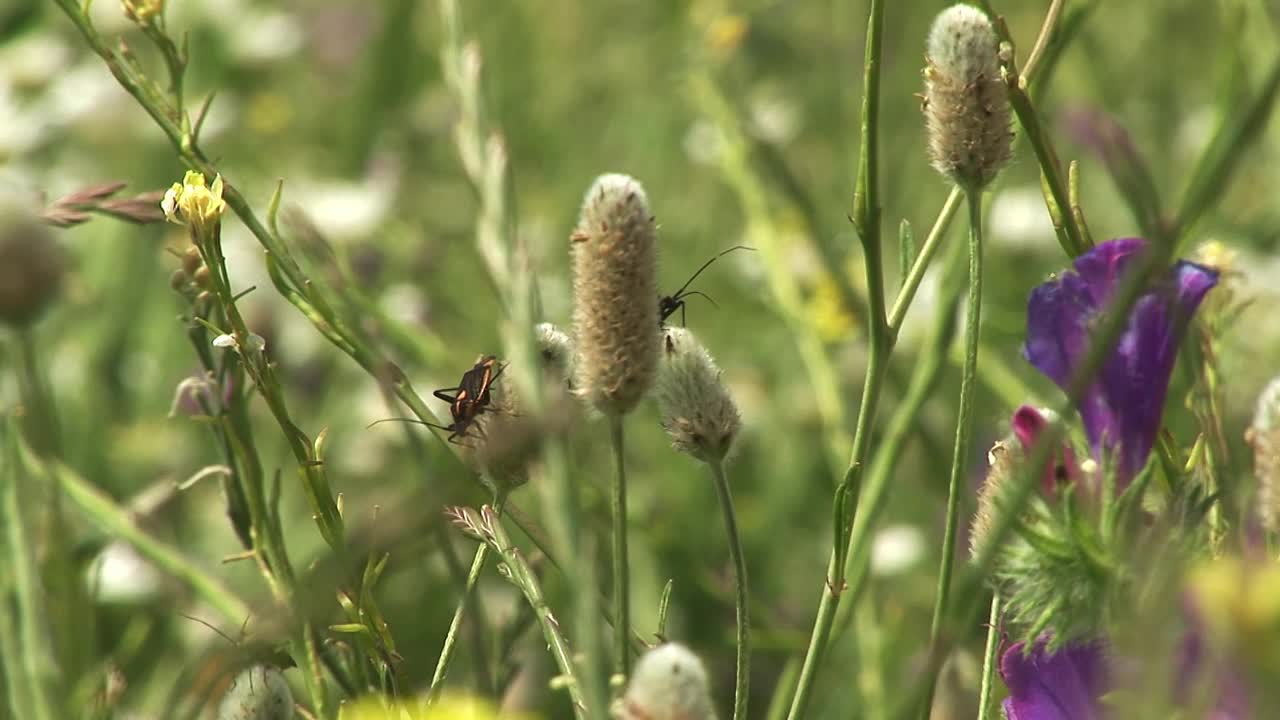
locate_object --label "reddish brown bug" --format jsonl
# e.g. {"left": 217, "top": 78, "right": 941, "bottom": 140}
{"left": 369, "top": 355, "right": 507, "bottom": 445}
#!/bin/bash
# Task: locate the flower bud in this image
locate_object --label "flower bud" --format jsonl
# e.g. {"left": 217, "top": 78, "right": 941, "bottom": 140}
{"left": 923, "top": 4, "right": 1012, "bottom": 189}
{"left": 1248, "top": 376, "right": 1280, "bottom": 531}
{"left": 653, "top": 328, "right": 741, "bottom": 463}
{"left": 617, "top": 643, "right": 717, "bottom": 720}
{"left": 571, "top": 174, "right": 660, "bottom": 416}
{"left": 216, "top": 665, "right": 293, "bottom": 720}
{"left": 0, "top": 193, "right": 66, "bottom": 328}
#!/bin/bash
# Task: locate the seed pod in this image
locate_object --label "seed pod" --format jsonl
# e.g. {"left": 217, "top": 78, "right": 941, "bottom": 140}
{"left": 570, "top": 174, "right": 660, "bottom": 416}
{"left": 216, "top": 665, "right": 293, "bottom": 720}
{"left": 0, "top": 193, "right": 65, "bottom": 328}
{"left": 923, "top": 4, "right": 1012, "bottom": 189}
{"left": 1249, "top": 376, "right": 1280, "bottom": 532}
{"left": 617, "top": 643, "right": 717, "bottom": 720}
{"left": 653, "top": 328, "right": 741, "bottom": 463}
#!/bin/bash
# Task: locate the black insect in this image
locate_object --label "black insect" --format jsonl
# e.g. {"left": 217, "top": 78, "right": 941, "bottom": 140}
{"left": 369, "top": 355, "right": 506, "bottom": 445}
{"left": 658, "top": 245, "right": 754, "bottom": 327}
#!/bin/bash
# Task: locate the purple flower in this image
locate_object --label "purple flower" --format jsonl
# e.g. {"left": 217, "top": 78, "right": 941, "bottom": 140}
{"left": 1023, "top": 238, "right": 1218, "bottom": 484}
{"left": 1000, "top": 639, "right": 1109, "bottom": 720}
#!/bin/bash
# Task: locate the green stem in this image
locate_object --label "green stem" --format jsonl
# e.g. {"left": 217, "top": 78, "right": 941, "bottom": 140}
{"left": 888, "top": 188, "right": 963, "bottom": 333}
{"left": 828, "top": 232, "right": 968, "bottom": 647}
{"left": 483, "top": 507, "right": 589, "bottom": 719}
{"left": 977, "top": 594, "right": 1001, "bottom": 720}
{"left": 428, "top": 494, "right": 507, "bottom": 703}
{"left": 609, "top": 415, "right": 631, "bottom": 686}
{"left": 785, "top": 2, "right": 886, "bottom": 716}
{"left": 2, "top": 429, "right": 58, "bottom": 720}
{"left": 920, "top": 187, "right": 985, "bottom": 717}
{"left": 710, "top": 459, "right": 750, "bottom": 720}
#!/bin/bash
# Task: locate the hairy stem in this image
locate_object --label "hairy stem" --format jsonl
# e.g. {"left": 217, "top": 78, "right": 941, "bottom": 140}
{"left": 609, "top": 415, "right": 632, "bottom": 686}
{"left": 977, "top": 594, "right": 1002, "bottom": 720}
{"left": 920, "top": 187, "right": 985, "bottom": 717}
{"left": 710, "top": 459, "right": 751, "bottom": 720}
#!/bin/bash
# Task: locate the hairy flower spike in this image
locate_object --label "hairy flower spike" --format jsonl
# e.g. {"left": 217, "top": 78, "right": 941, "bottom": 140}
{"left": 162, "top": 171, "right": 227, "bottom": 240}
{"left": 654, "top": 328, "right": 741, "bottom": 463}
{"left": 617, "top": 643, "right": 718, "bottom": 720}
{"left": 923, "top": 4, "right": 1012, "bottom": 189}
{"left": 1249, "top": 376, "right": 1280, "bottom": 532}
{"left": 215, "top": 665, "right": 293, "bottom": 720}
{"left": 571, "top": 174, "right": 660, "bottom": 416}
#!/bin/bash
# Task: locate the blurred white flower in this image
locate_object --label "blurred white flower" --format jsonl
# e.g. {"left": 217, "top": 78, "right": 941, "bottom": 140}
{"left": 750, "top": 93, "right": 800, "bottom": 144}
{"left": 0, "top": 34, "right": 73, "bottom": 89}
{"left": 88, "top": 541, "right": 161, "bottom": 604}
{"left": 292, "top": 170, "right": 399, "bottom": 241}
{"left": 989, "top": 186, "right": 1055, "bottom": 249}
{"left": 683, "top": 120, "right": 726, "bottom": 165}
{"left": 227, "top": 10, "right": 303, "bottom": 64}
{"left": 870, "top": 524, "right": 924, "bottom": 577}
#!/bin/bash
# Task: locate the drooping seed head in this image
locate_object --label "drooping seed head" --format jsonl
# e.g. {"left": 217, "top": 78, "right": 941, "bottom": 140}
{"left": 571, "top": 174, "right": 660, "bottom": 416}
{"left": 216, "top": 665, "right": 294, "bottom": 720}
{"left": 0, "top": 192, "right": 66, "bottom": 328}
{"left": 617, "top": 643, "right": 718, "bottom": 720}
{"left": 1249, "top": 376, "right": 1280, "bottom": 531}
{"left": 923, "top": 4, "right": 1012, "bottom": 189}
{"left": 653, "top": 328, "right": 741, "bottom": 463}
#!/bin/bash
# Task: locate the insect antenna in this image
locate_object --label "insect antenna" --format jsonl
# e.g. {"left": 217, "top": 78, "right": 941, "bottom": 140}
{"left": 366, "top": 417, "right": 454, "bottom": 432}
{"left": 668, "top": 245, "right": 755, "bottom": 300}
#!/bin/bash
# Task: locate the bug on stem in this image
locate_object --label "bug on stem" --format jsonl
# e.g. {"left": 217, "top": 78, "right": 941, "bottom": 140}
{"left": 369, "top": 355, "right": 507, "bottom": 445}
{"left": 658, "top": 245, "right": 754, "bottom": 327}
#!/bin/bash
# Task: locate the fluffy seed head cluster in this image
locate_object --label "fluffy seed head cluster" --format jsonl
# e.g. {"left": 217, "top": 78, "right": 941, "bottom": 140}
{"left": 653, "top": 328, "right": 741, "bottom": 463}
{"left": 215, "top": 665, "right": 294, "bottom": 720}
{"left": 571, "top": 173, "right": 660, "bottom": 416}
{"left": 1248, "top": 376, "right": 1280, "bottom": 531}
{"left": 465, "top": 370, "right": 532, "bottom": 492}
{"left": 616, "top": 643, "right": 717, "bottom": 720}
{"left": 923, "top": 4, "right": 1012, "bottom": 189}
{"left": 0, "top": 193, "right": 65, "bottom": 328}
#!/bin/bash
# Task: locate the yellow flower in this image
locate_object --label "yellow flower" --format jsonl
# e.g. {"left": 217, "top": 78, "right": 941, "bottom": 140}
{"left": 338, "top": 694, "right": 533, "bottom": 720}
{"left": 121, "top": 0, "right": 163, "bottom": 23}
{"left": 161, "top": 171, "right": 227, "bottom": 237}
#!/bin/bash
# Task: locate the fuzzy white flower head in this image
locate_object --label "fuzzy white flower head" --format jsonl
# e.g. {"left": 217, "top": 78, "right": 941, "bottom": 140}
{"left": 617, "top": 643, "right": 717, "bottom": 720}
{"left": 653, "top": 328, "right": 741, "bottom": 463}
{"left": 216, "top": 665, "right": 293, "bottom": 720}
{"left": 927, "top": 5, "right": 1000, "bottom": 84}
{"left": 536, "top": 322, "right": 575, "bottom": 384}
{"left": 923, "top": 4, "right": 1012, "bottom": 189}
{"left": 570, "top": 173, "right": 660, "bottom": 416}
{"left": 162, "top": 171, "right": 227, "bottom": 237}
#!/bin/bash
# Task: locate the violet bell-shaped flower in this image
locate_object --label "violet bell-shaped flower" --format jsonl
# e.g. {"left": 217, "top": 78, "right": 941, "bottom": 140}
{"left": 1023, "top": 238, "right": 1217, "bottom": 484}
{"left": 1001, "top": 638, "right": 1109, "bottom": 720}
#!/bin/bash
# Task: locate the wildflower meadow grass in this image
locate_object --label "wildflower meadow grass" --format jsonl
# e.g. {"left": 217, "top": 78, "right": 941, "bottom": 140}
{"left": 2, "top": 1, "right": 1280, "bottom": 718}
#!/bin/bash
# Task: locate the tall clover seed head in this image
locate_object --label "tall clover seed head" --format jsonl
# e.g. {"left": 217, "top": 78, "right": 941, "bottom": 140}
{"left": 216, "top": 665, "right": 294, "bottom": 720}
{"left": 1249, "top": 376, "right": 1280, "bottom": 532}
{"left": 571, "top": 174, "right": 660, "bottom": 416}
{"left": 618, "top": 643, "right": 718, "bottom": 720}
{"left": 923, "top": 4, "right": 1012, "bottom": 189}
{"left": 653, "top": 328, "right": 741, "bottom": 463}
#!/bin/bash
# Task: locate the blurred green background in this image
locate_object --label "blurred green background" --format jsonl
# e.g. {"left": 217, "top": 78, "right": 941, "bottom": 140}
{"left": 2, "top": 0, "right": 1279, "bottom": 717}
